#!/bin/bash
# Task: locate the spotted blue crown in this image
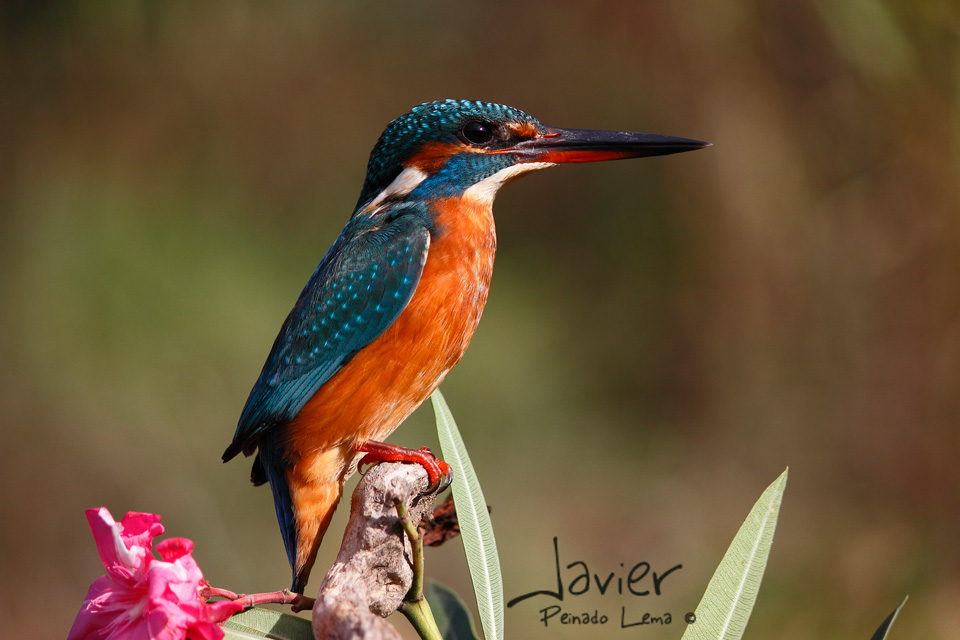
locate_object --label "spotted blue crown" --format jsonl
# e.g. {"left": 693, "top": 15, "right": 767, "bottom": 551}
{"left": 354, "top": 99, "right": 544, "bottom": 211}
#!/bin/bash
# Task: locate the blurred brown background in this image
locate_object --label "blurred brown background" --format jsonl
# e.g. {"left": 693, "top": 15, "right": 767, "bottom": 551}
{"left": 1, "top": 2, "right": 957, "bottom": 638}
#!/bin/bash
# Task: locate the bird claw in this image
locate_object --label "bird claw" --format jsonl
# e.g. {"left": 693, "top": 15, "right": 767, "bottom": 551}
{"left": 427, "top": 464, "right": 454, "bottom": 494}
{"left": 356, "top": 441, "right": 453, "bottom": 492}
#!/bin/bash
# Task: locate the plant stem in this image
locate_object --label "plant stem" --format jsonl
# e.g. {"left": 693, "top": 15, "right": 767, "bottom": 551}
{"left": 395, "top": 498, "right": 443, "bottom": 640}
{"left": 201, "top": 586, "right": 315, "bottom": 612}
{"left": 401, "top": 598, "right": 444, "bottom": 640}
{"left": 394, "top": 498, "right": 425, "bottom": 600}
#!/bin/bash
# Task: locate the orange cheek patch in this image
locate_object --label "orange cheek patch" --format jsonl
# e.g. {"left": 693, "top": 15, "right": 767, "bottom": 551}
{"left": 405, "top": 141, "right": 471, "bottom": 173}
{"left": 507, "top": 121, "right": 541, "bottom": 139}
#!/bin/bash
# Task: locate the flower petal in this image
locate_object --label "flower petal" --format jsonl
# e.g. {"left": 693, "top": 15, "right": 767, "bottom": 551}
{"left": 72, "top": 507, "right": 240, "bottom": 640}
{"left": 156, "top": 537, "right": 194, "bottom": 563}
{"left": 118, "top": 512, "right": 165, "bottom": 558}
{"left": 85, "top": 508, "right": 164, "bottom": 582}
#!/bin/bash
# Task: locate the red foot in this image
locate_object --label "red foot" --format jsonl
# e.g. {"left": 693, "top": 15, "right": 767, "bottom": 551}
{"left": 355, "top": 440, "right": 452, "bottom": 487}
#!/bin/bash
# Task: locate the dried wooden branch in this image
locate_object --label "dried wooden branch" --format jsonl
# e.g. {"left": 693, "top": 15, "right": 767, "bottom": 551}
{"left": 311, "top": 462, "right": 443, "bottom": 640}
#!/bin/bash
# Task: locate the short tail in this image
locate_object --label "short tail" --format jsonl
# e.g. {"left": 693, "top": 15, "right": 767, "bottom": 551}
{"left": 259, "top": 438, "right": 345, "bottom": 593}
{"left": 288, "top": 479, "right": 342, "bottom": 593}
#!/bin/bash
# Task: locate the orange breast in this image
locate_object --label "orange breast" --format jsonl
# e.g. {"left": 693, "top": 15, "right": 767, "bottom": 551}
{"left": 286, "top": 196, "right": 496, "bottom": 464}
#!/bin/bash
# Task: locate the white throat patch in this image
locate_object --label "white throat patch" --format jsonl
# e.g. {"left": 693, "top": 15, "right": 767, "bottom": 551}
{"left": 462, "top": 162, "right": 557, "bottom": 205}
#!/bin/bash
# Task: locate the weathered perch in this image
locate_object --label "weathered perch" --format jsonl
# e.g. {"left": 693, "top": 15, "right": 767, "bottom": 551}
{"left": 312, "top": 462, "right": 443, "bottom": 640}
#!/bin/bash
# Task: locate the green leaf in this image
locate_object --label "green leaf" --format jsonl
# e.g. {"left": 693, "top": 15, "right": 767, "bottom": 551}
{"left": 222, "top": 607, "right": 314, "bottom": 640}
{"left": 869, "top": 596, "right": 908, "bottom": 640}
{"left": 425, "top": 579, "right": 483, "bottom": 640}
{"left": 432, "top": 389, "right": 503, "bottom": 640}
{"left": 682, "top": 468, "right": 788, "bottom": 640}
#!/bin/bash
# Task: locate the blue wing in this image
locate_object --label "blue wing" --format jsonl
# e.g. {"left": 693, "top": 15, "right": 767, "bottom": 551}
{"left": 223, "top": 202, "right": 432, "bottom": 461}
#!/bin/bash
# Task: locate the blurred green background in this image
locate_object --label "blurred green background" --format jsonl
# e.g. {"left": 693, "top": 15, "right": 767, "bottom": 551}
{"left": 1, "top": 2, "right": 958, "bottom": 638}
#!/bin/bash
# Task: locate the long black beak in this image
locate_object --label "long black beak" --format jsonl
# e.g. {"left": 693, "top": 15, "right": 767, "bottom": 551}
{"left": 510, "top": 126, "right": 710, "bottom": 164}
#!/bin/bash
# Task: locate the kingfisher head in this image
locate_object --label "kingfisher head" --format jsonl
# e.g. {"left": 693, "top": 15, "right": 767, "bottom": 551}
{"left": 354, "top": 99, "right": 708, "bottom": 215}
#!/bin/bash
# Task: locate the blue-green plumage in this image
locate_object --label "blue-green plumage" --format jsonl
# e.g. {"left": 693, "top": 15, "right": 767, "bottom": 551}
{"left": 223, "top": 201, "right": 433, "bottom": 589}
{"left": 224, "top": 203, "right": 433, "bottom": 462}
{"left": 355, "top": 100, "right": 543, "bottom": 209}
{"left": 227, "top": 100, "right": 550, "bottom": 462}
{"left": 223, "top": 99, "right": 708, "bottom": 594}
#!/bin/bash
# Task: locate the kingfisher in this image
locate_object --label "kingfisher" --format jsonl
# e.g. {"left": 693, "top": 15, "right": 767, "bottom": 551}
{"left": 222, "top": 99, "right": 708, "bottom": 593}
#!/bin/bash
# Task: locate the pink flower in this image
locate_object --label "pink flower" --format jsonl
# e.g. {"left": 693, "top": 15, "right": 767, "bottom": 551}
{"left": 69, "top": 508, "right": 243, "bottom": 640}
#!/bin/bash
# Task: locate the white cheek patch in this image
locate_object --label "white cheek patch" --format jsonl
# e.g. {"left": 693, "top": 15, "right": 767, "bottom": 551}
{"left": 361, "top": 166, "right": 429, "bottom": 214}
{"left": 462, "top": 162, "right": 557, "bottom": 205}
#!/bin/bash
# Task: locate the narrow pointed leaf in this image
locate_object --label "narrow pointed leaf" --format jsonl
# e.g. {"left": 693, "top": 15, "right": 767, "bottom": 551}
{"left": 222, "top": 607, "right": 314, "bottom": 640}
{"left": 425, "top": 579, "right": 483, "bottom": 640}
{"left": 869, "top": 596, "right": 908, "bottom": 640}
{"left": 432, "top": 389, "right": 503, "bottom": 640}
{"left": 682, "top": 468, "right": 788, "bottom": 640}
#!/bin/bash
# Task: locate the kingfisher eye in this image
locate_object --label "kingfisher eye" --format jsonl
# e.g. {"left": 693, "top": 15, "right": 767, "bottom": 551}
{"left": 461, "top": 120, "right": 495, "bottom": 145}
